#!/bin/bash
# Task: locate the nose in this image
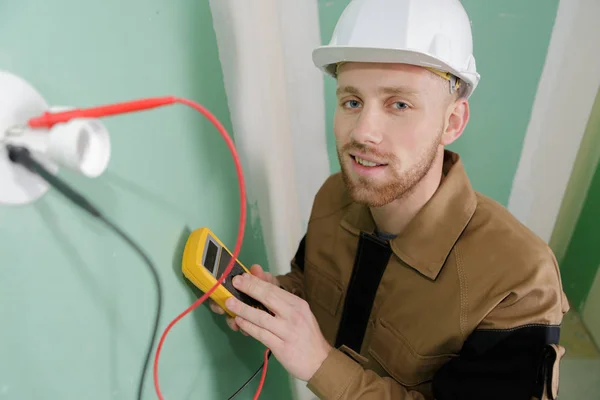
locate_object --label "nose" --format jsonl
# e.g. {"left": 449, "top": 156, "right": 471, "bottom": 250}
{"left": 350, "top": 107, "right": 383, "bottom": 145}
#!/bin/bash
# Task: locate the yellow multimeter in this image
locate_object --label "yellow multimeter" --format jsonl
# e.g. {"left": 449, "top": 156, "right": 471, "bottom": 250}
{"left": 182, "top": 227, "right": 268, "bottom": 317}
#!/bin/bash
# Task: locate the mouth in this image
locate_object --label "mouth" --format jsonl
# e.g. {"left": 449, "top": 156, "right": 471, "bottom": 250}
{"left": 350, "top": 153, "right": 387, "bottom": 168}
{"left": 348, "top": 153, "right": 388, "bottom": 177}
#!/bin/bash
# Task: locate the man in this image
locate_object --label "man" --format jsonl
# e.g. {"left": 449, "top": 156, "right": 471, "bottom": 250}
{"left": 210, "top": 0, "right": 569, "bottom": 398}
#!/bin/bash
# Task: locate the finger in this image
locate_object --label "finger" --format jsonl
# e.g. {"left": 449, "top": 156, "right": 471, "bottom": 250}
{"left": 226, "top": 316, "right": 240, "bottom": 331}
{"left": 226, "top": 296, "right": 288, "bottom": 339}
{"left": 235, "top": 316, "right": 284, "bottom": 351}
{"left": 250, "top": 264, "right": 277, "bottom": 286}
{"left": 263, "top": 271, "right": 276, "bottom": 286}
{"left": 209, "top": 299, "right": 225, "bottom": 315}
{"left": 232, "top": 273, "right": 294, "bottom": 316}
{"left": 250, "top": 264, "right": 266, "bottom": 279}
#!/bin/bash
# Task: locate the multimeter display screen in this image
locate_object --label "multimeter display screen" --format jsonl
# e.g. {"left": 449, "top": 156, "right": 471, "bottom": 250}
{"left": 204, "top": 240, "right": 219, "bottom": 274}
{"left": 218, "top": 251, "right": 238, "bottom": 277}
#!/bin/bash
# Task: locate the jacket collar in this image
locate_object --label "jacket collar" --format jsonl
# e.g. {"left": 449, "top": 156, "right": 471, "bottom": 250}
{"left": 340, "top": 150, "right": 477, "bottom": 280}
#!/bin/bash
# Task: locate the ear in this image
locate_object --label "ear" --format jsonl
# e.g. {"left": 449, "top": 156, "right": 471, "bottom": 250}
{"left": 441, "top": 98, "right": 469, "bottom": 146}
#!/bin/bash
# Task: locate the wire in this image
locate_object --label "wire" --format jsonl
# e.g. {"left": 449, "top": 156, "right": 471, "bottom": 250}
{"left": 5, "top": 144, "right": 162, "bottom": 400}
{"left": 17, "top": 96, "right": 270, "bottom": 400}
{"left": 150, "top": 98, "right": 250, "bottom": 400}
{"left": 101, "top": 217, "right": 162, "bottom": 400}
{"left": 26, "top": 97, "right": 177, "bottom": 128}
{"left": 228, "top": 349, "right": 271, "bottom": 400}
{"left": 253, "top": 348, "right": 271, "bottom": 400}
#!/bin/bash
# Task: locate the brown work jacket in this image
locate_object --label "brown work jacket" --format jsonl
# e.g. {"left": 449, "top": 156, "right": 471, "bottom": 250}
{"left": 277, "top": 151, "right": 569, "bottom": 400}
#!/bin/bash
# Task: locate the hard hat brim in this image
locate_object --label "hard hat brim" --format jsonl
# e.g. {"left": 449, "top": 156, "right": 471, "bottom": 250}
{"left": 312, "top": 45, "right": 480, "bottom": 98}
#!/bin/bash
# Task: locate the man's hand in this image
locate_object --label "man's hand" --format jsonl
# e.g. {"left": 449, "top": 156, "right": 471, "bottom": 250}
{"left": 225, "top": 272, "right": 332, "bottom": 382}
{"left": 208, "top": 264, "right": 279, "bottom": 332}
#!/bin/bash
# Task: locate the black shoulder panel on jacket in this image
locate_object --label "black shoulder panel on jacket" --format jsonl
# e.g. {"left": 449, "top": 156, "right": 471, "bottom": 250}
{"left": 293, "top": 234, "right": 307, "bottom": 272}
{"left": 335, "top": 232, "right": 392, "bottom": 352}
{"left": 432, "top": 324, "right": 562, "bottom": 400}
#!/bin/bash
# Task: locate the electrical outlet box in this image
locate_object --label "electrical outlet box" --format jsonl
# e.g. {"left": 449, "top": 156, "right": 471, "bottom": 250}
{"left": 0, "top": 71, "right": 58, "bottom": 206}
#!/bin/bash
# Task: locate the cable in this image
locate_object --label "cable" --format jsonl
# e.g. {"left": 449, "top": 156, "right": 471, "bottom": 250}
{"left": 253, "top": 348, "right": 271, "bottom": 400}
{"left": 100, "top": 218, "right": 161, "bottom": 400}
{"left": 150, "top": 98, "right": 251, "bottom": 400}
{"left": 6, "top": 144, "right": 162, "bottom": 400}
{"left": 228, "top": 349, "right": 271, "bottom": 400}
{"left": 26, "top": 97, "right": 178, "bottom": 128}
{"left": 16, "top": 96, "right": 271, "bottom": 399}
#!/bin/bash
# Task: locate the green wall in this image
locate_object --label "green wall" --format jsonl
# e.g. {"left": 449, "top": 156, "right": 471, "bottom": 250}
{"left": 558, "top": 90, "right": 600, "bottom": 312}
{"left": 561, "top": 165, "right": 600, "bottom": 311}
{"left": 317, "top": 0, "right": 559, "bottom": 206}
{"left": 0, "top": 1, "right": 291, "bottom": 399}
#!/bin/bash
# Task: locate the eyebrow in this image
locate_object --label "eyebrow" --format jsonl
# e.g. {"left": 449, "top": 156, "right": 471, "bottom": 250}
{"left": 336, "top": 85, "right": 361, "bottom": 96}
{"left": 336, "top": 85, "right": 420, "bottom": 98}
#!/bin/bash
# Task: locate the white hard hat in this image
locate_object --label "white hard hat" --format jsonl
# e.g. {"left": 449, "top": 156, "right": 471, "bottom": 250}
{"left": 312, "top": 0, "right": 480, "bottom": 98}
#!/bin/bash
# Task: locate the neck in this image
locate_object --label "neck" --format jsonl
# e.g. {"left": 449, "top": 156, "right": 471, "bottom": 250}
{"left": 370, "top": 149, "right": 445, "bottom": 235}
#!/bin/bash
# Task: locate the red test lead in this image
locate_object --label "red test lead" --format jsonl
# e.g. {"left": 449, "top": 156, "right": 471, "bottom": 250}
{"left": 26, "top": 96, "right": 178, "bottom": 129}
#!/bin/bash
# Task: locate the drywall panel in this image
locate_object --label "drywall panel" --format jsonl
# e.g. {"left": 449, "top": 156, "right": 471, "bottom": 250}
{"left": 0, "top": 1, "right": 292, "bottom": 399}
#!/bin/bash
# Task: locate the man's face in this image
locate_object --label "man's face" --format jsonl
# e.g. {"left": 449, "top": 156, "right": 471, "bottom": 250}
{"left": 334, "top": 62, "right": 461, "bottom": 207}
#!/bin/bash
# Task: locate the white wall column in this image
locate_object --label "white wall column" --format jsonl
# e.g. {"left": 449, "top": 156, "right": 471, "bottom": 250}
{"left": 508, "top": 0, "right": 600, "bottom": 243}
{"left": 209, "top": 1, "right": 328, "bottom": 399}
{"left": 277, "top": 0, "right": 330, "bottom": 229}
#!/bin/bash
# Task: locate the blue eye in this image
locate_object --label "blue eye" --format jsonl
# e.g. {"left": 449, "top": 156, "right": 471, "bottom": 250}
{"left": 343, "top": 100, "right": 362, "bottom": 109}
{"left": 393, "top": 102, "right": 408, "bottom": 110}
